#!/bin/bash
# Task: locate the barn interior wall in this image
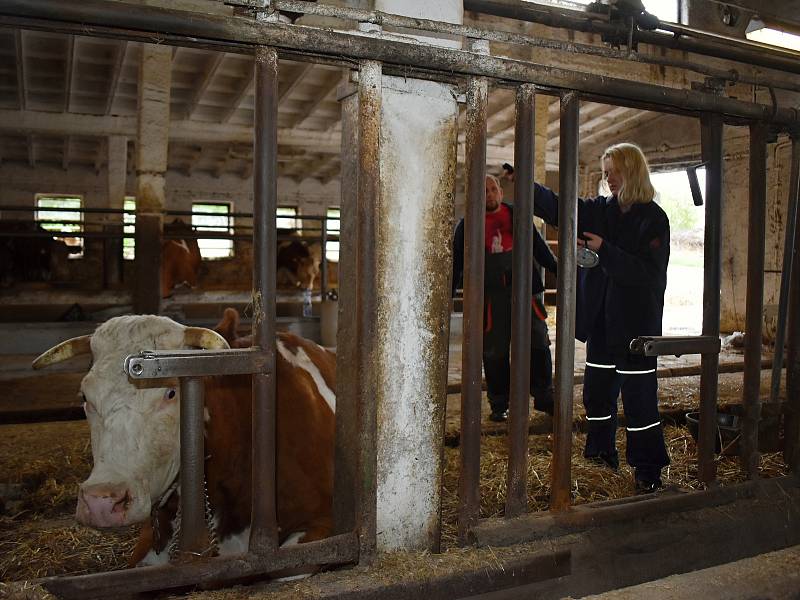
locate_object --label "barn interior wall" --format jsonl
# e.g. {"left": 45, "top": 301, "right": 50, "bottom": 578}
{"left": 720, "top": 129, "right": 795, "bottom": 339}
{"left": 0, "top": 162, "right": 340, "bottom": 290}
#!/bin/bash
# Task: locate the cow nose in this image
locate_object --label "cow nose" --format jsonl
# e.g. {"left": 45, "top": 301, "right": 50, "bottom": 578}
{"left": 76, "top": 483, "right": 133, "bottom": 528}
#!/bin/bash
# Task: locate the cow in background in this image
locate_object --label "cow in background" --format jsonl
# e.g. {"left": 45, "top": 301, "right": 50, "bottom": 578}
{"left": 31, "top": 310, "right": 336, "bottom": 566}
{"left": 276, "top": 236, "right": 322, "bottom": 291}
{"left": 161, "top": 219, "right": 203, "bottom": 298}
{"left": 0, "top": 220, "right": 77, "bottom": 287}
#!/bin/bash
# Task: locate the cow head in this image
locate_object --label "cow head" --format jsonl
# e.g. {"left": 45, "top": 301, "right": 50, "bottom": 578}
{"left": 32, "top": 316, "right": 228, "bottom": 528}
{"left": 276, "top": 240, "right": 321, "bottom": 290}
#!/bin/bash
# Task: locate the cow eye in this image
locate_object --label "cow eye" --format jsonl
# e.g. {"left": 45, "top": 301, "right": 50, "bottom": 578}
{"left": 165, "top": 388, "right": 177, "bottom": 401}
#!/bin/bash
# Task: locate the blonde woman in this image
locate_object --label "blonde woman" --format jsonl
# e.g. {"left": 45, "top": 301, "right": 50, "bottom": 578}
{"left": 533, "top": 143, "right": 670, "bottom": 494}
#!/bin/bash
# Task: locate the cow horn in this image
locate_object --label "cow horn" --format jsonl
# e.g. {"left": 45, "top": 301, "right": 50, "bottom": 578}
{"left": 184, "top": 327, "right": 230, "bottom": 350}
{"left": 32, "top": 335, "right": 92, "bottom": 370}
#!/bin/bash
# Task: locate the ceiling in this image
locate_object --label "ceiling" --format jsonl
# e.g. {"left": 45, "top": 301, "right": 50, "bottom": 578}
{"left": 0, "top": 25, "right": 676, "bottom": 184}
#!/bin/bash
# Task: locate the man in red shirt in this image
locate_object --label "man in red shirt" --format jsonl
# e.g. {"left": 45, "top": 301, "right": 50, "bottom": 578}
{"left": 453, "top": 175, "right": 557, "bottom": 422}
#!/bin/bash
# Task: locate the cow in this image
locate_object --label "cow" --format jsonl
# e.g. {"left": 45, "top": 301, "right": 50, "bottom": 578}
{"left": 31, "top": 310, "right": 336, "bottom": 566}
{"left": 276, "top": 237, "right": 321, "bottom": 291}
{"left": 0, "top": 220, "right": 77, "bottom": 287}
{"left": 161, "top": 219, "right": 203, "bottom": 298}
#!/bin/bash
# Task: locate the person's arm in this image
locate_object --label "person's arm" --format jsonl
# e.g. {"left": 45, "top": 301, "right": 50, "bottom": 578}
{"left": 451, "top": 219, "right": 465, "bottom": 296}
{"left": 533, "top": 182, "right": 560, "bottom": 226}
{"left": 591, "top": 212, "right": 669, "bottom": 288}
{"left": 533, "top": 228, "right": 557, "bottom": 275}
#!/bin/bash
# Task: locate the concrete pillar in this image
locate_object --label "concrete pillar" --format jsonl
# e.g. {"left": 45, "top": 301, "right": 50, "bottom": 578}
{"left": 104, "top": 135, "right": 127, "bottom": 288}
{"left": 369, "top": 0, "right": 461, "bottom": 553}
{"left": 134, "top": 44, "right": 171, "bottom": 314}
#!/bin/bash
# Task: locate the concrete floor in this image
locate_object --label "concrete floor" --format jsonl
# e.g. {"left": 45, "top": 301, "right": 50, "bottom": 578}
{"left": 581, "top": 545, "right": 800, "bottom": 600}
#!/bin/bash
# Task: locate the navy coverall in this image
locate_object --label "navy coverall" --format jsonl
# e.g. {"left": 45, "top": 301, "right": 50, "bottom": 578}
{"left": 452, "top": 202, "right": 558, "bottom": 416}
{"left": 533, "top": 184, "right": 670, "bottom": 483}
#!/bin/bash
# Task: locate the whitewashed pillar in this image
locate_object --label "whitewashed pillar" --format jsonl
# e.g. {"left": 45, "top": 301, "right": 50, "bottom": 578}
{"left": 370, "top": 0, "right": 462, "bottom": 552}
{"left": 134, "top": 44, "right": 171, "bottom": 313}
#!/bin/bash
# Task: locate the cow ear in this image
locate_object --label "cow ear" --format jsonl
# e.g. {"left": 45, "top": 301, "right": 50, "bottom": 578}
{"left": 33, "top": 335, "right": 92, "bottom": 369}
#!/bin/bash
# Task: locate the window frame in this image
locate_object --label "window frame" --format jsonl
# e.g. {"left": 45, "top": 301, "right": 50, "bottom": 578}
{"left": 191, "top": 201, "right": 235, "bottom": 260}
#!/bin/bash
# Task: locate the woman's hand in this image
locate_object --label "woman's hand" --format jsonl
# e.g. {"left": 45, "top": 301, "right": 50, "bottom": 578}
{"left": 579, "top": 231, "right": 604, "bottom": 251}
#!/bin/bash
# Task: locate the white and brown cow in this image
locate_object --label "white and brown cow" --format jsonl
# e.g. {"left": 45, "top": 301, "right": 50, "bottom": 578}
{"left": 32, "top": 311, "right": 335, "bottom": 566}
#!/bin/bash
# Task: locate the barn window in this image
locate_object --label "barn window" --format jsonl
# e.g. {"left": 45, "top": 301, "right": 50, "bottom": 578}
{"left": 123, "top": 196, "right": 136, "bottom": 260}
{"left": 526, "top": 0, "right": 678, "bottom": 23}
{"left": 192, "top": 202, "right": 234, "bottom": 260}
{"left": 35, "top": 194, "right": 84, "bottom": 258}
{"left": 277, "top": 206, "right": 299, "bottom": 230}
{"left": 325, "top": 207, "right": 340, "bottom": 263}
{"left": 746, "top": 24, "right": 800, "bottom": 51}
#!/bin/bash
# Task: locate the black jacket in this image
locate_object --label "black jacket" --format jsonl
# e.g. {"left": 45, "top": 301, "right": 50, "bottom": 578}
{"left": 533, "top": 183, "right": 669, "bottom": 351}
{"left": 452, "top": 202, "right": 557, "bottom": 296}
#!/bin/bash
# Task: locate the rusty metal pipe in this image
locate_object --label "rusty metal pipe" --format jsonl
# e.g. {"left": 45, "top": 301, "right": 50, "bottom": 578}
{"left": 785, "top": 136, "right": 800, "bottom": 472}
{"left": 550, "top": 92, "right": 579, "bottom": 513}
{"left": 506, "top": 84, "right": 535, "bottom": 519}
{"left": 741, "top": 123, "right": 768, "bottom": 479}
{"left": 268, "top": 0, "right": 800, "bottom": 94}
{"left": 1, "top": 2, "right": 799, "bottom": 128}
{"left": 458, "top": 75, "right": 487, "bottom": 543}
{"left": 249, "top": 45, "right": 279, "bottom": 554}
{"left": 698, "top": 113, "right": 723, "bottom": 486}
{"left": 356, "top": 59, "right": 381, "bottom": 564}
{"left": 769, "top": 137, "right": 800, "bottom": 408}
{"left": 40, "top": 532, "right": 359, "bottom": 599}
{"left": 178, "top": 376, "right": 206, "bottom": 555}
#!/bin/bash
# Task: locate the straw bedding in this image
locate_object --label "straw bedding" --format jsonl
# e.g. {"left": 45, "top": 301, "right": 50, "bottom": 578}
{"left": 0, "top": 394, "right": 788, "bottom": 595}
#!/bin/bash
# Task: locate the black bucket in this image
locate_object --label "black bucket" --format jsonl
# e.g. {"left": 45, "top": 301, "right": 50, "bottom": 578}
{"left": 685, "top": 411, "right": 740, "bottom": 455}
{"left": 686, "top": 407, "right": 783, "bottom": 455}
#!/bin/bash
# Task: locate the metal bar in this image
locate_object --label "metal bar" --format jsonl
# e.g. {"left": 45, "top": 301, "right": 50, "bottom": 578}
{"left": 177, "top": 376, "right": 207, "bottom": 555}
{"left": 1, "top": 2, "right": 799, "bottom": 128}
{"left": 550, "top": 91, "right": 579, "bottom": 513}
{"left": 267, "top": 0, "right": 800, "bottom": 93}
{"left": 458, "top": 74, "right": 487, "bottom": 543}
{"left": 506, "top": 83, "right": 535, "bottom": 520}
{"left": 124, "top": 348, "right": 270, "bottom": 379}
{"left": 249, "top": 44, "right": 279, "bottom": 555}
{"left": 629, "top": 335, "right": 721, "bottom": 357}
{"left": 356, "top": 59, "right": 381, "bottom": 564}
{"left": 785, "top": 135, "right": 800, "bottom": 472}
{"left": 741, "top": 123, "right": 768, "bottom": 479}
{"left": 320, "top": 216, "right": 328, "bottom": 298}
{"left": 462, "top": 0, "right": 800, "bottom": 75}
{"left": 39, "top": 532, "right": 359, "bottom": 600}
{"left": 472, "top": 475, "right": 798, "bottom": 548}
{"left": 769, "top": 137, "right": 800, "bottom": 408}
{"left": 698, "top": 113, "right": 723, "bottom": 486}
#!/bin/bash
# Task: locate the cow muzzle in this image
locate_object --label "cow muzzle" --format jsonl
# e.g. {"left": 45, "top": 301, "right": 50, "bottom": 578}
{"left": 76, "top": 482, "right": 142, "bottom": 528}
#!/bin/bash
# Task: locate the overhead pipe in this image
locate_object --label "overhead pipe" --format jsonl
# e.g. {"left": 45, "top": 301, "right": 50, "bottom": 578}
{"left": 0, "top": 1, "right": 799, "bottom": 128}
{"left": 462, "top": 0, "right": 800, "bottom": 75}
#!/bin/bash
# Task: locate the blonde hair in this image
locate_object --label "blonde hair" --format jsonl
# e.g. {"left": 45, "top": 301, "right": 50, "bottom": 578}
{"left": 601, "top": 143, "right": 655, "bottom": 206}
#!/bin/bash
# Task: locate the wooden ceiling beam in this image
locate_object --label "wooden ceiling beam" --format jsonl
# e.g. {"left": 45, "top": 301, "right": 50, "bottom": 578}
{"left": 289, "top": 72, "right": 342, "bottom": 129}
{"left": 105, "top": 41, "right": 127, "bottom": 115}
{"left": 279, "top": 62, "right": 314, "bottom": 106}
{"left": 185, "top": 52, "right": 225, "bottom": 120}
{"left": 220, "top": 60, "right": 254, "bottom": 124}
{"left": 64, "top": 35, "right": 76, "bottom": 113}
{"left": 15, "top": 30, "right": 26, "bottom": 110}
